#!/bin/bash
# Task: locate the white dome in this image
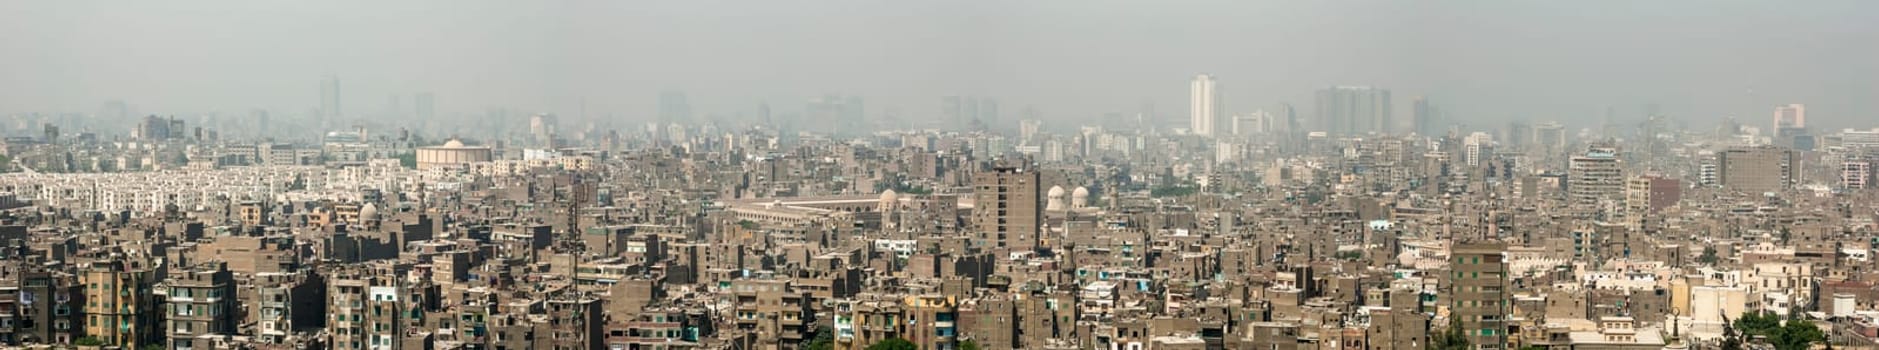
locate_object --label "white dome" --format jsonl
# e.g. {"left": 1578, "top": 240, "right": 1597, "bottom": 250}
{"left": 880, "top": 189, "right": 898, "bottom": 202}
{"left": 1072, "top": 186, "right": 1091, "bottom": 208}
{"left": 1046, "top": 186, "right": 1067, "bottom": 211}
{"left": 442, "top": 139, "right": 466, "bottom": 148}
{"left": 360, "top": 202, "right": 380, "bottom": 221}
{"left": 1072, "top": 186, "right": 1090, "bottom": 198}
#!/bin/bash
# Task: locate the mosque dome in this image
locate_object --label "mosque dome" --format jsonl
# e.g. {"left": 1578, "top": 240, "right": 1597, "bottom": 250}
{"left": 360, "top": 202, "right": 381, "bottom": 221}
{"left": 1046, "top": 186, "right": 1067, "bottom": 211}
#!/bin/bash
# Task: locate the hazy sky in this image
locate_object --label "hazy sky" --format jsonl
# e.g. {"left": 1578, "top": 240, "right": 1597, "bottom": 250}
{"left": 4, "top": 1, "right": 1876, "bottom": 129}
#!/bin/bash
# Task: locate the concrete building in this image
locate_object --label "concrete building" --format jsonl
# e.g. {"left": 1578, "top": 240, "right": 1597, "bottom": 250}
{"left": 321, "top": 75, "right": 343, "bottom": 119}
{"left": 1716, "top": 146, "right": 1799, "bottom": 194}
{"left": 1568, "top": 149, "right": 1624, "bottom": 205}
{"left": 1190, "top": 74, "right": 1220, "bottom": 136}
{"left": 167, "top": 262, "right": 237, "bottom": 350}
{"left": 1315, "top": 86, "right": 1392, "bottom": 135}
{"left": 81, "top": 260, "right": 158, "bottom": 349}
{"left": 972, "top": 166, "right": 1043, "bottom": 255}
{"left": 1451, "top": 241, "right": 1510, "bottom": 350}
{"left": 252, "top": 271, "right": 326, "bottom": 344}
{"left": 415, "top": 139, "right": 494, "bottom": 170}
{"left": 0, "top": 263, "right": 84, "bottom": 345}
{"left": 1773, "top": 104, "right": 1805, "bottom": 131}
{"left": 1624, "top": 175, "right": 1681, "bottom": 215}
{"left": 1464, "top": 132, "right": 1494, "bottom": 167}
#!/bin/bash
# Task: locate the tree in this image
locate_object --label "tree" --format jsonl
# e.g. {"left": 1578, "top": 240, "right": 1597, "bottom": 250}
{"left": 1698, "top": 245, "right": 1720, "bottom": 265}
{"left": 1433, "top": 317, "right": 1472, "bottom": 350}
{"left": 958, "top": 339, "right": 982, "bottom": 350}
{"left": 1150, "top": 185, "right": 1197, "bottom": 198}
{"left": 1733, "top": 311, "right": 1826, "bottom": 350}
{"left": 73, "top": 337, "right": 104, "bottom": 346}
{"left": 1772, "top": 319, "right": 1825, "bottom": 350}
{"left": 803, "top": 326, "right": 834, "bottom": 350}
{"left": 866, "top": 338, "right": 918, "bottom": 350}
{"left": 1721, "top": 312, "right": 1746, "bottom": 350}
{"left": 1335, "top": 251, "right": 1364, "bottom": 261}
{"left": 1734, "top": 311, "right": 1780, "bottom": 338}
{"left": 395, "top": 152, "right": 418, "bottom": 168}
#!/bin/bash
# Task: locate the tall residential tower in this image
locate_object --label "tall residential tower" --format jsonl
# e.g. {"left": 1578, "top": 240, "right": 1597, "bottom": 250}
{"left": 1190, "top": 74, "right": 1220, "bottom": 136}
{"left": 320, "top": 75, "right": 342, "bottom": 119}
{"left": 1315, "top": 86, "right": 1392, "bottom": 135}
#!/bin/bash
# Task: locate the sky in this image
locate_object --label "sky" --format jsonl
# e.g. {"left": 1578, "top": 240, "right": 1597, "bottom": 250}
{"left": 2, "top": 1, "right": 1876, "bottom": 130}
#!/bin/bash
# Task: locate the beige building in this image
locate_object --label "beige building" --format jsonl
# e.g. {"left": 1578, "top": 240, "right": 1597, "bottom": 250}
{"left": 1451, "top": 241, "right": 1510, "bottom": 350}
{"left": 1716, "top": 146, "right": 1799, "bottom": 194}
{"left": 415, "top": 139, "right": 493, "bottom": 169}
{"left": 1568, "top": 149, "right": 1624, "bottom": 205}
{"left": 81, "top": 260, "right": 157, "bottom": 349}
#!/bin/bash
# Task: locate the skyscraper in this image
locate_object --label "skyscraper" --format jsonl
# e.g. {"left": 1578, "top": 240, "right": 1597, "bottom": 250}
{"left": 1773, "top": 104, "right": 1808, "bottom": 147}
{"left": 1535, "top": 121, "right": 1567, "bottom": 154}
{"left": 658, "top": 90, "right": 692, "bottom": 124}
{"left": 1505, "top": 121, "right": 1532, "bottom": 152}
{"left": 757, "top": 102, "right": 773, "bottom": 126}
{"left": 1464, "top": 132, "right": 1494, "bottom": 167}
{"left": 386, "top": 94, "right": 404, "bottom": 118}
{"left": 1411, "top": 96, "right": 1439, "bottom": 135}
{"left": 1568, "top": 148, "right": 1625, "bottom": 204}
{"left": 1773, "top": 104, "right": 1805, "bottom": 130}
{"left": 1315, "top": 86, "right": 1392, "bottom": 135}
{"left": 1276, "top": 103, "right": 1298, "bottom": 134}
{"left": 943, "top": 96, "right": 1000, "bottom": 131}
{"left": 251, "top": 109, "right": 270, "bottom": 138}
{"left": 414, "top": 92, "right": 435, "bottom": 120}
{"left": 1189, "top": 74, "right": 1220, "bottom": 136}
{"left": 320, "top": 75, "right": 341, "bottom": 119}
{"left": 1231, "top": 110, "right": 1272, "bottom": 135}
{"left": 807, "top": 95, "right": 865, "bottom": 136}
{"left": 979, "top": 98, "right": 1000, "bottom": 130}
{"left": 529, "top": 114, "right": 558, "bottom": 147}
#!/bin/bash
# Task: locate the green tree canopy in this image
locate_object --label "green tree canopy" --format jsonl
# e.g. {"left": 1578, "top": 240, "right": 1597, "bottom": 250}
{"left": 395, "top": 152, "right": 418, "bottom": 168}
{"left": 73, "top": 337, "right": 104, "bottom": 346}
{"left": 1773, "top": 319, "right": 1825, "bottom": 350}
{"left": 866, "top": 338, "right": 918, "bottom": 350}
{"left": 959, "top": 339, "right": 982, "bottom": 350}
{"left": 1433, "top": 317, "right": 1472, "bottom": 350}
{"left": 1733, "top": 311, "right": 1825, "bottom": 350}
{"left": 1150, "top": 185, "right": 1197, "bottom": 198}
{"left": 803, "top": 325, "right": 833, "bottom": 350}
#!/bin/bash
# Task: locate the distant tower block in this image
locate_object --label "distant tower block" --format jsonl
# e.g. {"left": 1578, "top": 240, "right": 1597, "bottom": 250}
{"left": 1046, "top": 186, "right": 1067, "bottom": 211}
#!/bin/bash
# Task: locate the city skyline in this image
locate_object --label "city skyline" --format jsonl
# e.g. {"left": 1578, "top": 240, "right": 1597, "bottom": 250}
{"left": 3, "top": 1, "right": 1877, "bottom": 130}
{"left": 3, "top": 4, "right": 1879, "bottom": 349}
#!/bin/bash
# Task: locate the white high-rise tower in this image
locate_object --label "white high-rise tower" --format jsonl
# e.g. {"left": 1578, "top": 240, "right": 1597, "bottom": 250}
{"left": 1190, "top": 74, "right": 1220, "bottom": 136}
